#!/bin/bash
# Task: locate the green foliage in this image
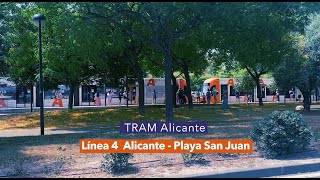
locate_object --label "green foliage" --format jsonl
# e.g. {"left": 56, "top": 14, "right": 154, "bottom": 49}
{"left": 273, "top": 13, "right": 320, "bottom": 110}
{"left": 101, "top": 153, "right": 134, "bottom": 174}
{"left": 234, "top": 72, "right": 255, "bottom": 93}
{"left": 251, "top": 110, "right": 313, "bottom": 158}
{"left": 181, "top": 153, "right": 207, "bottom": 165}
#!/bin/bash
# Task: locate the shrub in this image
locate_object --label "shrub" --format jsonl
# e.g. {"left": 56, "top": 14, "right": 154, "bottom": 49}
{"left": 101, "top": 153, "right": 134, "bottom": 174}
{"left": 251, "top": 110, "right": 313, "bottom": 158}
{"left": 181, "top": 153, "right": 206, "bottom": 165}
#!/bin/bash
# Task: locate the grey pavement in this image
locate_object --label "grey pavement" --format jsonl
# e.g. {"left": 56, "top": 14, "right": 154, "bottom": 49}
{"left": 0, "top": 126, "right": 117, "bottom": 137}
{"left": 171, "top": 162, "right": 320, "bottom": 178}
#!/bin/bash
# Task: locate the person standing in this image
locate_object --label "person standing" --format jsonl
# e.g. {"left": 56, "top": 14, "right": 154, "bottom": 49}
{"left": 289, "top": 89, "right": 294, "bottom": 101}
{"left": 153, "top": 89, "right": 157, "bottom": 105}
{"left": 235, "top": 89, "right": 240, "bottom": 103}
{"left": 276, "top": 90, "right": 280, "bottom": 102}
{"left": 196, "top": 91, "right": 201, "bottom": 104}
{"left": 248, "top": 93, "right": 252, "bottom": 103}
{"left": 118, "top": 90, "right": 123, "bottom": 105}
{"left": 213, "top": 87, "right": 218, "bottom": 104}
{"left": 52, "top": 88, "right": 63, "bottom": 107}
{"left": 202, "top": 92, "right": 206, "bottom": 104}
{"left": 244, "top": 93, "right": 249, "bottom": 105}
{"left": 107, "top": 90, "right": 113, "bottom": 106}
{"left": 206, "top": 89, "right": 211, "bottom": 104}
{"left": 178, "top": 88, "right": 184, "bottom": 104}
{"left": 94, "top": 92, "right": 101, "bottom": 106}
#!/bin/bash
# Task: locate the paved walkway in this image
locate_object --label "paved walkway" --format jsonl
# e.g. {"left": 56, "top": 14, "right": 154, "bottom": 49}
{"left": 172, "top": 162, "right": 320, "bottom": 178}
{"left": 0, "top": 126, "right": 114, "bottom": 137}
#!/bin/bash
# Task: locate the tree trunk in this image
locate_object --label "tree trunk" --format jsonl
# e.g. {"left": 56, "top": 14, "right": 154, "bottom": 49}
{"left": 68, "top": 85, "right": 75, "bottom": 110}
{"left": 255, "top": 78, "right": 263, "bottom": 106}
{"left": 300, "top": 88, "right": 311, "bottom": 111}
{"left": 30, "top": 84, "right": 33, "bottom": 112}
{"left": 316, "top": 87, "right": 318, "bottom": 102}
{"left": 137, "top": 73, "right": 145, "bottom": 114}
{"left": 183, "top": 66, "right": 193, "bottom": 109}
{"left": 171, "top": 71, "right": 178, "bottom": 108}
{"left": 165, "top": 53, "right": 174, "bottom": 121}
{"left": 283, "top": 88, "right": 286, "bottom": 103}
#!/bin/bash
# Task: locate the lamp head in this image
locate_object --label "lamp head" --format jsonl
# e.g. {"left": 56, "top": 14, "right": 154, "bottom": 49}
{"left": 32, "top": 14, "right": 45, "bottom": 27}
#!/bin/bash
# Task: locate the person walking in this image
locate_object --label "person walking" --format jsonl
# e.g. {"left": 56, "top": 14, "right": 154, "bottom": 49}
{"left": 213, "top": 87, "right": 218, "bottom": 104}
{"left": 196, "top": 91, "right": 201, "bottom": 104}
{"left": 107, "top": 90, "right": 113, "bottom": 106}
{"left": 244, "top": 93, "right": 249, "bottom": 105}
{"left": 178, "top": 88, "right": 184, "bottom": 104}
{"left": 289, "top": 89, "right": 294, "bottom": 101}
{"left": 206, "top": 89, "right": 211, "bottom": 104}
{"left": 52, "top": 88, "right": 63, "bottom": 107}
{"left": 248, "top": 93, "right": 252, "bottom": 103}
{"left": 235, "top": 89, "right": 240, "bottom": 103}
{"left": 118, "top": 90, "right": 123, "bottom": 105}
{"left": 153, "top": 89, "right": 157, "bottom": 105}
{"left": 202, "top": 92, "right": 206, "bottom": 104}
{"left": 94, "top": 92, "right": 101, "bottom": 106}
{"left": 276, "top": 90, "right": 280, "bottom": 102}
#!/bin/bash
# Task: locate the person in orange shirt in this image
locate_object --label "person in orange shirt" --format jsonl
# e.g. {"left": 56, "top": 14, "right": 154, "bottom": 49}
{"left": 52, "top": 88, "right": 63, "bottom": 107}
{"left": 244, "top": 93, "right": 248, "bottom": 105}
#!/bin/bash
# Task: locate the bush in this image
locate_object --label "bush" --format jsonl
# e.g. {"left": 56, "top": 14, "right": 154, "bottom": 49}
{"left": 251, "top": 110, "right": 313, "bottom": 158}
{"left": 101, "top": 153, "right": 134, "bottom": 174}
{"left": 181, "top": 153, "right": 206, "bottom": 165}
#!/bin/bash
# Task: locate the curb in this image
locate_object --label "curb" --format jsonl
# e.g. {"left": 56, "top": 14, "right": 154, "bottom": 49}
{"left": 170, "top": 162, "right": 320, "bottom": 178}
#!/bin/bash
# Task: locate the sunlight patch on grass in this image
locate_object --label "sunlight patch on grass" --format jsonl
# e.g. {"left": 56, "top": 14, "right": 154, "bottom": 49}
{"left": 175, "top": 115, "right": 192, "bottom": 120}
{"left": 46, "top": 110, "right": 64, "bottom": 116}
{"left": 103, "top": 109, "right": 117, "bottom": 112}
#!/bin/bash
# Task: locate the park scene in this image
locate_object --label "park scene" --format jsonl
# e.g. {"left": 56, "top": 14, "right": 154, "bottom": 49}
{"left": 0, "top": 2, "right": 320, "bottom": 178}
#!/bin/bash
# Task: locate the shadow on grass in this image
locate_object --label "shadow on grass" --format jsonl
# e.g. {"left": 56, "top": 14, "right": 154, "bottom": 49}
{"left": 183, "top": 160, "right": 210, "bottom": 167}
{"left": 108, "top": 165, "right": 140, "bottom": 176}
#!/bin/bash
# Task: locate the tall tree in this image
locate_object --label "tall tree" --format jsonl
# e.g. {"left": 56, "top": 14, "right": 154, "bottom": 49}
{"left": 213, "top": 2, "right": 301, "bottom": 106}
{"left": 41, "top": 2, "right": 106, "bottom": 109}
{"left": 84, "top": 2, "right": 212, "bottom": 121}
{"left": 273, "top": 14, "right": 320, "bottom": 111}
{"left": 4, "top": 2, "right": 40, "bottom": 109}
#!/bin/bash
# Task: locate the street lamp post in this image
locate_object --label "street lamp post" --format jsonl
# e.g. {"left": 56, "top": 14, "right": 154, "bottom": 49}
{"left": 32, "top": 14, "right": 45, "bottom": 136}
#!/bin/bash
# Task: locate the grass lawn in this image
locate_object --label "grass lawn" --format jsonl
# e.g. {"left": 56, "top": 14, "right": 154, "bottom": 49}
{"left": 0, "top": 102, "right": 319, "bottom": 178}
{"left": 0, "top": 103, "right": 302, "bottom": 130}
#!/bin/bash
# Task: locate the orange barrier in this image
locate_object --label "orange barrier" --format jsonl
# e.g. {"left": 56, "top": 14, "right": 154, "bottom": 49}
{"left": 80, "top": 139, "right": 253, "bottom": 154}
{"left": 52, "top": 98, "right": 63, "bottom": 107}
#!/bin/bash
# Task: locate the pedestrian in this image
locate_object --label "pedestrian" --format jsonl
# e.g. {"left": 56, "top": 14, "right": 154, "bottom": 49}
{"left": 289, "top": 89, "right": 294, "bottom": 101}
{"left": 206, "top": 89, "right": 211, "bottom": 104}
{"left": 244, "top": 93, "right": 249, "bottom": 105}
{"left": 94, "top": 92, "right": 101, "bottom": 106}
{"left": 213, "top": 87, "right": 218, "bottom": 104}
{"left": 52, "top": 88, "right": 63, "bottom": 107}
{"left": 196, "top": 91, "right": 201, "bottom": 104}
{"left": 276, "top": 90, "right": 280, "bottom": 102}
{"left": 235, "top": 89, "right": 240, "bottom": 103}
{"left": 178, "top": 88, "right": 184, "bottom": 104}
{"left": 248, "top": 93, "right": 252, "bottom": 103}
{"left": 153, "top": 89, "right": 157, "bottom": 105}
{"left": 202, "top": 92, "right": 206, "bottom": 104}
{"left": 118, "top": 90, "right": 123, "bottom": 105}
{"left": 107, "top": 90, "right": 113, "bottom": 106}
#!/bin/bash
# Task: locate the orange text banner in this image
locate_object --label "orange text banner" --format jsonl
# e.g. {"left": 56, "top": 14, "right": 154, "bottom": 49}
{"left": 80, "top": 139, "right": 253, "bottom": 154}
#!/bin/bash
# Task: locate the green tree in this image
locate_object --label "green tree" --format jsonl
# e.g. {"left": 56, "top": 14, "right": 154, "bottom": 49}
{"left": 214, "top": 2, "right": 301, "bottom": 106}
{"left": 273, "top": 14, "right": 320, "bottom": 111}
{"left": 41, "top": 2, "right": 106, "bottom": 109}
{"left": 85, "top": 2, "right": 212, "bottom": 121}
{"left": 4, "top": 3, "right": 40, "bottom": 110}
